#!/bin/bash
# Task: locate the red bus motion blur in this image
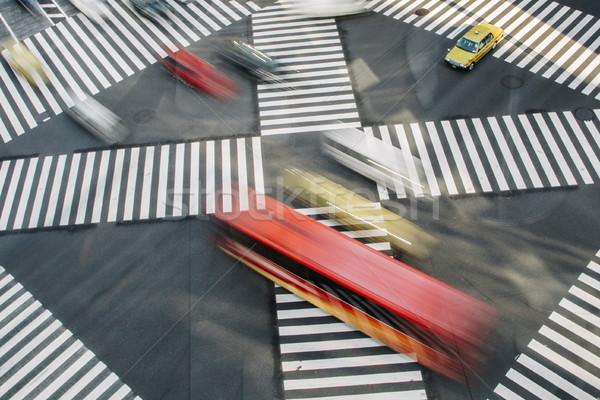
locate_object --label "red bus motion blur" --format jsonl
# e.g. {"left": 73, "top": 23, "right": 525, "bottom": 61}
{"left": 212, "top": 184, "right": 498, "bottom": 382}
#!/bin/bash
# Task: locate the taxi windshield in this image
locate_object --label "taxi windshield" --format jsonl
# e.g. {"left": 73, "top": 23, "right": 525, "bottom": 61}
{"left": 456, "top": 37, "right": 478, "bottom": 53}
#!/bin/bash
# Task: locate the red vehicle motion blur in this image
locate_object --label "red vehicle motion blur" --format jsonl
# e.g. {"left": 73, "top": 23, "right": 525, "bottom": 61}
{"left": 212, "top": 184, "right": 499, "bottom": 383}
{"left": 159, "top": 47, "right": 237, "bottom": 102}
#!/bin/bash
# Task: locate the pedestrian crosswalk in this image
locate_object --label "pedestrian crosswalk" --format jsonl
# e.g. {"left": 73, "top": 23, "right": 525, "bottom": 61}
{"left": 0, "top": 136, "right": 265, "bottom": 232}
{"left": 493, "top": 250, "right": 600, "bottom": 399}
{"left": 0, "top": 265, "right": 140, "bottom": 400}
{"left": 368, "top": 0, "right": 600, "bottom": 98}
{"left": 0, "top": 0, "right": 259, "bottom": 143}
{"left": 275, "top": 208, "right": 427, "bottom": 400}
{"left": 252, "top": 3, "right": 362, "bottom": 136}
{"left": 364, "top": 109, "right": 600, "bottom": 198}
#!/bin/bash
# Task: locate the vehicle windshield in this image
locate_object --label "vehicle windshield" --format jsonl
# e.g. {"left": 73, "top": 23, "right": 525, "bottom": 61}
{"left": 456, "top": 37, "right": 478, "bottom": 53}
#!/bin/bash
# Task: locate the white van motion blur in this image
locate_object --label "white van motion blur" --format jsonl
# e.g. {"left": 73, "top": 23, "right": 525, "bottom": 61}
{"left": 284, "top": 0, "right": 368, "bottom": 17}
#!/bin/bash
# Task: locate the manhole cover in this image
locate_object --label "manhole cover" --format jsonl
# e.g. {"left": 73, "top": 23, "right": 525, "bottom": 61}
{"left": 134, "top": 109, "right": 156, "bottom": 123}
{"left": 501, "top": 75, "right": 524, "bottom": 89}
{"left": 575, "top": 107, "right": 595, "bottom": 121}
{"left": 415, "top": 8, "right": 429, "bottom": 16}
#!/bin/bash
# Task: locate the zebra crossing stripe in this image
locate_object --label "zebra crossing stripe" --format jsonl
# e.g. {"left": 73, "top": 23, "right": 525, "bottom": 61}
{"left": 516, "top": 114, "right": 558, "bottom": 187}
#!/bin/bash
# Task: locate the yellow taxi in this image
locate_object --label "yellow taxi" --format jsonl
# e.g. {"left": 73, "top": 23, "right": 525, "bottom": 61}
{"left": 445, "top": 23, "right": 503, "bottom": 71}
{"left": 1, "top": 37, "right": 48, "bottom": 86}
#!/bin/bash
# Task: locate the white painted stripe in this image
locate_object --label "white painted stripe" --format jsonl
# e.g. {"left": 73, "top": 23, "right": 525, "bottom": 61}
{"left": 156, "top": 145, "right": 170, "bottom": 219}
{"left": 260, "top": 103, "right": 356, "bottom": 117}
{"left": 276, "top": 293, "right": 303, "bottom": 303}
{"left": 254, "top": 25, "right": 337, "bottom": 39}
{"left": 0, "top": 300, "right": 39, "bottom": 342}
{"left": 189, "top": 142, "right": 200, "bottom": 216}
{"left": 506, "top": 368, "right": 560, "bottom": 400}
{"left": 236, "top": 138, "right": 249, "bottom": 212}
{"left": 558, "top": 18, "right": 600, "bottom": 84}
{"left": 456, "top": 119, "right": 492, "bottom": 192}
{"left": 0, "top": 319, "right": 62, "bottom": 380}
{"left": 570, "top": 285, "right": 600, "bottom": 310}
{"left": 281, "top": 337, "right": 384, "bottom": 354}
{"left": 548, "top": 112, "right": 592, "bottom": 184}
{"left": 493, "top": 0, "right": 533, "bottom": 30}
{"left": 517, "top": 353, "right": 596, "bottom": 400}
{"left": 395, "top": 125, "right": 424, "bottom": 196}
{"left": 276, "top": 61, "right": 347, "bottom": 72}
{"left": 82, "top": 372, "right": 119, "bottom": 400}
{"left": 485, "top": 117, "right": 525, "bottom": 189}
{"left": 23, "top": 37, "right": 71, "bottom": 111}
{"left": 91, "top": 12, "right": 144, "bottom": 71}
{"left": 59, "top": 153, "right": 82, "bottom": 226}
{"left": 260, "top": 77, "right": 351, "bottom": 90}
{"left": 12, "top": 340, "right": 84, "bottom": 399}
{"left": 107, "top": 149, "right": 126, "bottom": 222}
{"left": 259, "top": 94, "right": 355, "bottom": 108}
{"left": 441, "top": 121, "right": 474, "bottom": 193}
{"left": 91, "top": 150, "right": 111, "bottom": 224}
{"left": 261, "top": 112, "right": 359, "bottom": 127}
{"left": 342, "top": 229, "right": 388, "bottom": 238}
{"left": 167, "top": 0, "right": 210, "bottom": 36}
{"left": 56, "top": 22, "right": 110, "bottom": 88}
{"left": 579, "top": 272, "right": 600, "bottom": 292}
{"left": 0, "top": 308, "right": 49, "bottom": 359}
{"left": 253, "top": 19, "right": 333, "bottom": 31}
{"left": 258, "top": 85, "right": 352, "bottom": 99}
{"left": 261, "top": 122, "right": 361, "bottom": 136}
{"left": 0, "top": 292, "right": 31, "bottom": 322}
{"left": 529, "top": 338, "right": 600, "bottom": 391}
{"left": 33, "top": 350, "right": 95, "bottom": 400}
{"left": 264, "top": 46, "right": 344, "bottom": 58}
{"left": 533, "top": 113, "right": 577, "bottom": 185}
{"left": 213, "top": 0, "right": 241, "bottom": 20}
{"left": 231, "top": 0, "right": 251, "bottom": 16}
{"left": 494, "top": 383, "right": 526, "bottom": 400}
{"left": 12, "top": 157, "right": 38, "bottom": 229}
{"left": 413, "top": 0, "right": 453, "bottom": 28}
{"left": 47, "top": 28, "right": 98, "bottom": 94}
{"left": 108, "top": 385, "right": 133, "bottom": 400}
{"left": 424, "top": 121, "right": 457, "bottom": 195}
{"left": 424, "top": 0, "right": 468, "bottom": 32}
{"left": 172, "top": 143, "right": 185, "bottom": 217}
{"left": 379, "top": 125, "right": 406, "bottom": 197}
{"left": 77, "top": 14, "right": 134, "bottom": 77}
{"left": 28, "top": 156, "right": 53, "bottom": 228}
{"left": 254, "top": 31, "right": 340, "bottom": 44}
{"left": 0, "top": 329, "right": 72, "bottom": 397}
{"left": 206, "top": 141, "right": 216, "bottom": 214}
{"left": 446, "top": 0, "right": 497, "bottom": 39}
{"left": 285, "top": 371, "right": 422, "bottom": 391}
{"left": 221, "top": 140, "right": 232, "bottom": 213}
{"left": 282, "top": 353, "right": 415, "bottom": 372}
{"left": 198, "top": 0, "right": 231, "bottom": 25}
{"left": 44, "top": 155, "right": 67, "bottom": 227}
{"left": 560, "top": 298, "right": 600, "bottom": 328}
{"left": 516, "top": 114, "right": 558, "bottom": 186}
{"left": 140, "top": 146, "right": 155, "bottom": 220}
{"left": 123, "top": 147, "right": 140, "bottom": 221}
{"left": 254, "top": 39, "right": 340, "bottom": 51}
{"left": 550, "top": 312, "right": 600, "bottom": 349}
{"left": 472, "top": 119, "right": 509, "bottom": 191}
{"left": 0, "top": 161, "right": 12, "bottom": 209}
{"left": 251, "top": 137, "right": 265, "bottom": 209}
{"left": 0, "top": 51, "right": 37, "bottom": 130}
{"left": 0, "top": 283, "right": 23, "bottom": 307}
{"left": 435, "top": 0, "right": 479, "bottom": 37}
{"left": 494, "top": 0, "right": 555, "bottom": 58}
{"left": 381, "top": 0, "right": 411, "bottom": 16}
{"left": 75, "top": 152, "right": 96, "bottom": 225}
{"left": 541, "top": 16, "right": 600, "bottom": 78}
{"left": 503, "top": 116, "right": 543, "bottom": 188}
{"left": 408, "top": 123, "right": 440, "bottom": 196}
{"left": 279, "top": 322, "right": 354, "bottom": 336}
{"left": 102, "top": 4, "right": 156, "bottom": 63}
{"left": 67, "top": 17, "right": 122, "bottom": 83}
{"left": 0, "top": 85, "right": 24, "bottom": 138}
{"left": 57, "top": 362, "right": 105, "bottom": 400}
{"left": 188, "top": 4, "right": 221, "bottom": 30}
{"left": 588, "top": 260, "right": 600, "bottom": 274}
{"left": 564, "top": 112, "right": 600, "bottom": 179}
{"left": 504, "top": 4, "right": 568, "bottom": 64}
{"left": 277, "top": 307, "right": 331, "bottom": 319}
{"left": 34, "top": 32, "right": 86, "bottom": 102}
{"left": 127, "top": 3, "right": 179, "bottom": 52}
{"left": 404, "top": 0, "right": 438, "bottom": 24}
{"left": 517, "top": 10, "right": 581, "bottom": 69}
{"left": 107, "top": 0, "right": 164, "bottom": 59}
{"left": 160, "top": 5, "right": 198, "bottom": 44}
{"left": 12, "top": 61, "right": 46, "bottom": 116}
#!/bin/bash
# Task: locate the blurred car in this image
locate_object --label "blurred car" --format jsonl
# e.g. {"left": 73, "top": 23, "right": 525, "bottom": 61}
{"left": 285, "top": 0, "right": 368, "bottom": 17}
{"left": 445, "top": 23, "right": 503, "bottom": 71}
{"left": 283, "top": 167, "right": 437, "bottom": 259}
{"left": 15, "top": 0, "right": 44, "bottom": 15}
{"left": 1, "top": 37, "right": 48, "bottom": 86}
{"left": 70, "top": 0, "right": 107, "bottom": 24}
{"left": 219, "top": 39, "right": 282, "bottom": 82}
{"left": 65, "top": 92, "right": 131, "bottom": 144}
{"left": 159, "top": 46, "right": 237, "bottom": 102}
{"left": 130, "top": 0, "right": 169, "bottom": 22}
